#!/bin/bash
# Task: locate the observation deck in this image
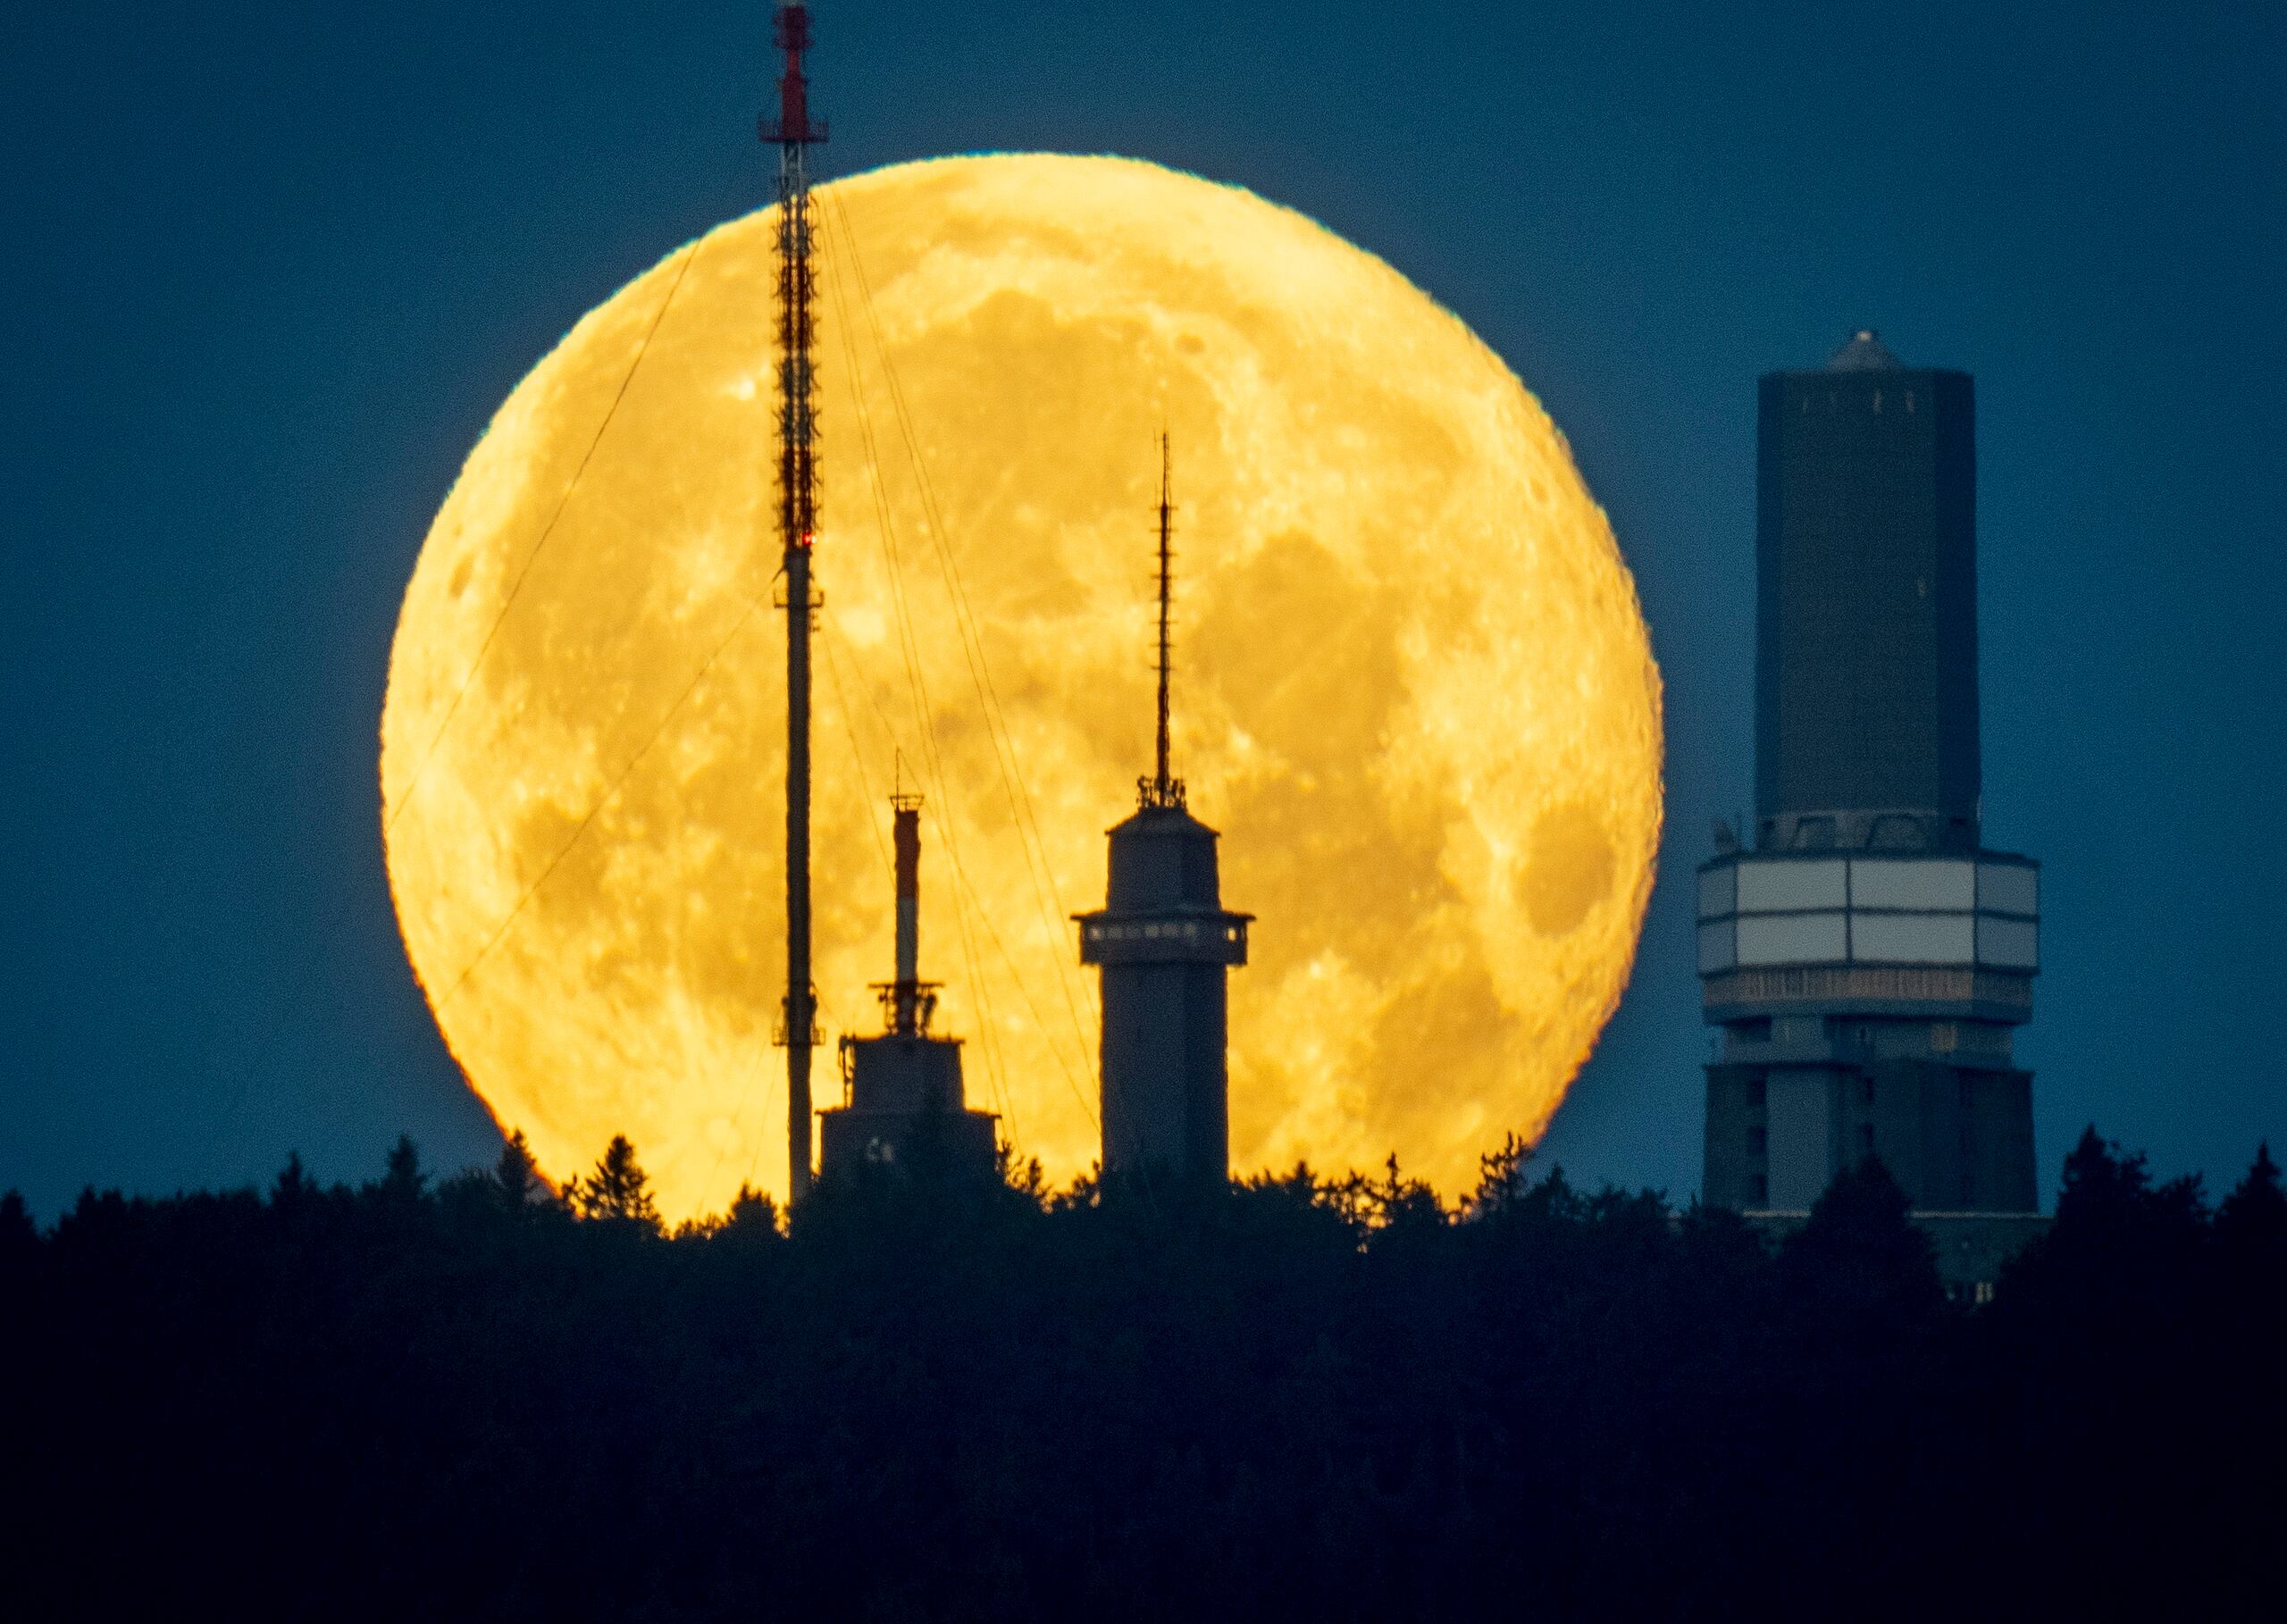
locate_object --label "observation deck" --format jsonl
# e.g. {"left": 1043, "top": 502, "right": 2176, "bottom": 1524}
{"left": 1696, "top": 850, "right": 2037, "bottom": 1025}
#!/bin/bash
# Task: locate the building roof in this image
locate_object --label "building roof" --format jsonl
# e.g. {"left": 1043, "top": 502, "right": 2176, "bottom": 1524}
{"left": 1826, "top": 329, "right": 1902, "bottom": 371}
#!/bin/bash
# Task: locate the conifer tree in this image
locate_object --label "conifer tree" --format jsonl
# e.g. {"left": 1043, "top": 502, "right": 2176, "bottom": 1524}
{"left": 380, "top": 1134, "right": 426, "bottom": 1203}
{"left": 721, "top": 1183, "right": 780, "bottom": 1240}
{"left": 2216, "top": 1142, "right": 2286, "bottom": 1268}
{"left": 492, "top": 1128, "right": 551, "bottom": 1212}
{"left": 271, "top": 1151, "right": 310, "bottom": 1211}
{"left": 574, "top": 1135, "right": 660, "bottom": 1231}
{"left": 1780, "top": 1155, "right": 1943, "bottom": 1335}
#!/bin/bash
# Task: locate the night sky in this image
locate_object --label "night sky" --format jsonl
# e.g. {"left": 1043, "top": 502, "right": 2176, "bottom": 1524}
{"left": 5, "top": 1, "right": 2283, "bottom": 1216}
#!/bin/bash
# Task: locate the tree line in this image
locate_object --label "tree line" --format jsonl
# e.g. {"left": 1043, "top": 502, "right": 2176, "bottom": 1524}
{"left": 4, "top": 1126, "right": 2280, "bottom": 1620}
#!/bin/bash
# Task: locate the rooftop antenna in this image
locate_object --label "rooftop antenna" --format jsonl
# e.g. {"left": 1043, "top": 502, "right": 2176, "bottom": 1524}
{"left": 881, "top": 789, "right": 936, "bottom": 1037}
{"left": 1140, "top": 433, "right": 1187, "bottom": 811}
{"left": 764, "top": 0, "right": 827, "bottom": 1207}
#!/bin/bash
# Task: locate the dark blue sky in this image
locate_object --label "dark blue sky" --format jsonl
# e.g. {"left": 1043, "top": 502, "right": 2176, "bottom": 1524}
{"left": 4, "top": 1, "right": 2282, "bottom": 1214}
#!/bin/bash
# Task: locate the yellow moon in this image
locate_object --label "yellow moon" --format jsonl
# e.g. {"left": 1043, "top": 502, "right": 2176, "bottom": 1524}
{"left": 381, "top": 154, "right": 1662, "bottom": 1221}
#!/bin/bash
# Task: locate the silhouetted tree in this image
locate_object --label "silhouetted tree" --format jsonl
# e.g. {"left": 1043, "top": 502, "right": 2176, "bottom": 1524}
{"left": 2006, "top": 1126, "right": 2209, "bottom": 1321}
{"left": 491, "top": 1128, "right": 552, "bottom": 1212}
{"left": 379, "top": 1134, "right": 426, "bottom": 1203}
{"left": 2216, "top": 1141, "right": 2286, "bottom": 1261}
{"left": 1460, "top": 1132, "right": 1537, "bottom": 1221}
{"left": 270, "top": 1151, "right": 311, "bottom": 1212}
{"left": 719, "top": 1183, "right": 780, "bottom": 1242}
{"left": 997, "top": 1143, "right": 1050, "bottom": 1206}
{"left": 573, "top": 1134, "right": 659, "bottom": 1230}
{"left": 13, "top": 1122, "right": 2283, "bottom": 1620}
{"left": 0, "top": 1190, "right": 34, "bottom": 1281}
{"left": 1780, "top": 1155, "right": 1943, "bottom": 1339}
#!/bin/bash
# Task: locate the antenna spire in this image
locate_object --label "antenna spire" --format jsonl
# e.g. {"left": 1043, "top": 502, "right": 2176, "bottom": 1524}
{"left": 764, "top": 1, "right": 828, "bottom": 1207}
{"left": 1140, "top": 434, "right": 1187, "bottom": 811}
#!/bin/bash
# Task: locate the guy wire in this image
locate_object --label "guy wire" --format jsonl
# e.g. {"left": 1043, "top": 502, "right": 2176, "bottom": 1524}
{"left": 823, "top": 193, "right": 1102, "bottom": 1060}
{"left": 823, "top": 631, "right": 1019, "bottom": 1139}
{"left": 824, "top": 613, "right": 1070, "bottom": 1133}
{"left": 384, "top": 236, "right": 708, "bottom": 838}
{"left": 203, "top": 238, "right": 711, "bottom": 1164}
{"left": 818, "top": 627, "right": 894, "bottom": 883}
{"left": 816, "top": 255, "right": 1020, "bottom": 1120}
{"left": 427, "top": 575, "right": 772, "bottom": 1020}
{"left": 818, "top": 205, "right": 1094, "bottom": 1128}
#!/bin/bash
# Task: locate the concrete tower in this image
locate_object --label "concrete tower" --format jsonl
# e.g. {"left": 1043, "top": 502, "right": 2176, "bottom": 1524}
{"left": 1699, "top": 332, "right": 2045, "bottom": 1289}
{"left": 819, "top": 794, "right": 998, "bottom": 1185}
{"left": 1076, "top": 443, "right": 1251, "bottom": 1193}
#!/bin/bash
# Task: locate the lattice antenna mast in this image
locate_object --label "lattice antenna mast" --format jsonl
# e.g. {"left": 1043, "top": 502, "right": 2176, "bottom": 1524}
{"left": 1140, "top": 434, "right": 1187, "bottom": 810}
{"left": 764, "top": 0, "right": 827, "bottom": 1206}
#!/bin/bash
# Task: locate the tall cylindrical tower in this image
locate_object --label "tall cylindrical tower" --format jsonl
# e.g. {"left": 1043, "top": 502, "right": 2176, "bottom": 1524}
{"left": 1699, "top": 333, "right": 2045, "bottom": 1290}
{"left": 1075, "top": 443, "right": 1251, "bottom": 1193}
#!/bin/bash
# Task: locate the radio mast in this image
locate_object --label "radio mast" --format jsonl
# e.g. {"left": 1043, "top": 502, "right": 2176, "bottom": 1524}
{"left": 763, "top": 1, "right": 826, "bottom": 1206}
{"left": 1142, "top": 434, "right": 1185, "bottom": 811}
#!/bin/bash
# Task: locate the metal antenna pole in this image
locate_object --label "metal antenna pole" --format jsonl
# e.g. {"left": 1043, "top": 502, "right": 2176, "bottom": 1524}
{"left": 1155, "top": 436, "right": 1174, "bottom": 798}
{"left": 1141, "top": 435, "right": 1185, "bottom": 811}
{"left": 765, "top": 1, "right": 827, "bottom": 1207}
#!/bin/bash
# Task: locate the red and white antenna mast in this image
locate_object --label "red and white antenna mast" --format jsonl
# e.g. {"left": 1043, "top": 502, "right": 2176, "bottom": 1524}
{"left": 763, "top": 1, "right": 827, "bottom": 1206}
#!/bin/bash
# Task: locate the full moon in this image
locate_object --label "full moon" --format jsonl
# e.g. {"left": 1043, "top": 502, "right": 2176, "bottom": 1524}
{"left": 381, "top": 155, "right": 1663, "bottom": 1221}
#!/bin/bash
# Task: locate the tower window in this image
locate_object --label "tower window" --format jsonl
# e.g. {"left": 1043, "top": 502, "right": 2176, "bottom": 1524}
{"left": 1745, "top": 1076, "right": 1766, "bottom": 1108}
{"left": 1747, "top": 1126, "right": 1766, "bottom": 1156}
{"left": 1859, "top": 1124, "right": 1876, "bottom": 1158}
{"left": 1749, "top": 1175, "right": 1769, "bottom": 1204}
{"left": 1862, "top": 1076, "right": 1876, "bottom": 1104}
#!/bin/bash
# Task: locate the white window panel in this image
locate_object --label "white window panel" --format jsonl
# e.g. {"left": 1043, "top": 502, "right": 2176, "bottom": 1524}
{"left": 1978, "top": 863, "right": 2039, "bottom": 917}
{"left": 1736, "top": 859, "right": 1847, "bottom": 913}
{"left": 1697, "top": 865, "right": 1736, "bottom": 921}
{"left": 1851, "top": 858, "right": 1974, "bottom": 910}
{"left": 1977, "top": 916, "right": 2040, "bottom": 969}
{"left": 1697, "top": 919, "right": 1737, "bottom": 973}
{"left": 1737, "top": 911, "right": 1848, "bottom": 966}
{"left": 1851, "top": 911, "right": 1975, "bottom": 966}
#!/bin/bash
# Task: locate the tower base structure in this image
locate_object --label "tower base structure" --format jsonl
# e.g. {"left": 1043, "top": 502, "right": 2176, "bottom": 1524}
{"left": 817, "top": 792, "right": 997, "bottom": 1190}
{"left": 1697, "top": 847, "right": 2048, "bottom": 1298}
{"left": 820, "top": 1030, "right": 997, "bottom": 1187}
{"left": 1077, "top": 803, "right": 1250, "bottom": 1195}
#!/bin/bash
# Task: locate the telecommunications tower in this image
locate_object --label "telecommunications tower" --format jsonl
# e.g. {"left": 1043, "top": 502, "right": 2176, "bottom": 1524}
{"left": 764, "top": 1, "right": 826, "bottom": 1206}
{"left": 1076, "top": 440, "right": 1252, "bottom": 1193}
{"left": 1697, "top": 332, "right": 2046, "bottom": 1293}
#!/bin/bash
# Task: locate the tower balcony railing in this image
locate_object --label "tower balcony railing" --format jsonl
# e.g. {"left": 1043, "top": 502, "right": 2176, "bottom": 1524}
{"left": 1076, "top": 910, "right": 1249, "bottom": 967}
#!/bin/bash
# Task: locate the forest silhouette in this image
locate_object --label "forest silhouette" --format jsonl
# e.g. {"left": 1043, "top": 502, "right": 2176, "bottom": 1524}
{"left": 7, "top": 1126, "right": 2281, "bottom": 1620}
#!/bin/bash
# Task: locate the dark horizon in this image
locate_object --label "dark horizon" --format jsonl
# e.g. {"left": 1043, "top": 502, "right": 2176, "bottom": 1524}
{"left": 5, "top": 1, "right": 2284, "bottom": 1216}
